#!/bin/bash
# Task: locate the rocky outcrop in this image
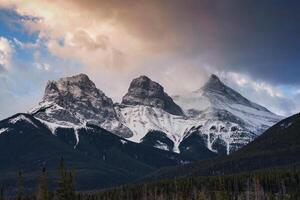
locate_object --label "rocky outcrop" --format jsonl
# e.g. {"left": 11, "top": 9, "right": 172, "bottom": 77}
{"left": 122, "top": 76, "right": 184, "bottom": 116}
{"left": 31, "top": 73, "right": 132, "bottom": 137}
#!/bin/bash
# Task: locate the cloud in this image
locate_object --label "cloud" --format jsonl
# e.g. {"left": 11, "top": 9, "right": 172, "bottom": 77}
{"left": 0, "top": 0, "right": 148, "bottom": 71}
{"left": 0, "top": 0, "right": 299, "bottom": 118}
{"left": 1, "top": 0, "right": 299, "bottom": 85}
{"left": 219, "top": 71, "right": 297, "bottom": 116}
{"left": 0, "top": 36, "right": 13, "bottom": 72}
{"left": 13, "top": 37, "right": 39, "bottom": 49}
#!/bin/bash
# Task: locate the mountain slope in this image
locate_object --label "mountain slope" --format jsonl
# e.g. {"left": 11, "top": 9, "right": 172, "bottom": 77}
{"left": 143, "top": 112, "right": 300, "bottom": 181}
{"left": 0, "top": 113, "right": 188, "bottom": 192}
{"left": 173, "top": 75, "right": 282, "bottom": 154}
{"left": 117, "top": 74, "right": 281, "bottom": 157}
{"left": 174, "top": 74, "right": 279, "bottom": 133}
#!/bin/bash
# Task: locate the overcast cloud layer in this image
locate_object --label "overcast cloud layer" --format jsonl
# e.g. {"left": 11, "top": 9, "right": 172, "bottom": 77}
{"left": 0, "top": 0, "right": 299, "bottom": 119}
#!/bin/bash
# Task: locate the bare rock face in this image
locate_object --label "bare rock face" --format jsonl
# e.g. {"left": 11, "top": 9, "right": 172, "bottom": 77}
{"left": 121, "top": 76, "right": 184, "bottom": 116}
{"left": 31, "top": 74, "right": 132, "bottom": 137}
{"left": 43, "top": 74, "right": 116, "bottom": 122}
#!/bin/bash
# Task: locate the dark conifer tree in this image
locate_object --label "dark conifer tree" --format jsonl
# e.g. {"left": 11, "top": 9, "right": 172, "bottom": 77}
{"left": 0, "top": 186, "right": 4, "bottom": 200}
{"left": 37, "top": 167, "right": 51, "bottom": 200}
{"left": 56, "top": 158, "right": 76, "bottom": 200}
{"left": 17, "top": 171, "right": 24, "bottom": 200}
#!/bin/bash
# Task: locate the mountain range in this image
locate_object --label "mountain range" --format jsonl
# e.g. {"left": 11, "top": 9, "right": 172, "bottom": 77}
{"left": 0, "top": 73, "right": 283, "bottom": 191}
{"left": 30, "top": 74, "right": 281, "bottom": 156}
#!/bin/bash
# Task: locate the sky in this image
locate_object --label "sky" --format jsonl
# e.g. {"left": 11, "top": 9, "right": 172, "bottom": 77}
{"left": 0, "top": 0, "right": 300, "bottom": 119}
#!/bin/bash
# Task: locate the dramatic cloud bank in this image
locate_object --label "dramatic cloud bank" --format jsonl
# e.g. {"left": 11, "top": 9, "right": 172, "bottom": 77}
{"left": 0, "top": 0, "right": 299, "bottom": 118}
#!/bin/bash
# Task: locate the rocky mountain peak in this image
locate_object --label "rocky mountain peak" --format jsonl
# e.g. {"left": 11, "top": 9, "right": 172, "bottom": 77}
{"left": 209, "top": 74, "right": 221, "bottom": 81}
{"left": 128, "top": 75, "right": 162, "bottom": 92}
{"left": 38, "top": 73, "right": 116, "bottom": 117}
{"left": 122, "top": 75, "right": 184, "bottom": 116}
{"left": 202, "top": 74, "right": 226, "bottom": 92}
{"left": 43, "top": 73, "right": 103, "bottom": 102}
{"left": 191, "top": 74, "right": 271, "bottom": 112}
{"left": 31, "top": 74, "right": 133, "bottom": 138}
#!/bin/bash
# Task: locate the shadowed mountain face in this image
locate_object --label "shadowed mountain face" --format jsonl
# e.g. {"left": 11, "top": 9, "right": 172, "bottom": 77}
{"left": 122, "top": 75, "right": 184, "bottom": 115}
{"left": 0, "top": 113, "right": 188, "bottom": 192}
{"left": 143, "top": 113, "right": 300, "bottom": 181}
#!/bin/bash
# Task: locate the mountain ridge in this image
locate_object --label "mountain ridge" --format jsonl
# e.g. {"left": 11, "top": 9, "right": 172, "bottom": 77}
{"left": 27, "top": 73, "right": 281, "bottom": 157}
{"left": 142, "top": 112, "right": 300, "bottom": 182}
{"left": 118, "top": 74, "right": 281, "bottom": 155}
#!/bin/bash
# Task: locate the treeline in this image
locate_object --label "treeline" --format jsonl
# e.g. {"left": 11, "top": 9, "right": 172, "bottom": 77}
{"left": 82, "top": 169, "right": 300, "bottom": 200}
{"left": 2, "top": 165, "right": 300, "bottom": 200}
{"left": 1, "top": 158, "right": 76, "bottom": 200}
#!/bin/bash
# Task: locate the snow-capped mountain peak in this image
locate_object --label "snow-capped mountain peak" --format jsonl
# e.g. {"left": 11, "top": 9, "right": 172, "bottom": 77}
{"left": 201, "top": 74, "right": 224, "bottom": 92}
{"left": 43, "top": 73, "right": 103, "bottom": 102}
{"left": 30, "top": 74, "right": 132, "bottom": 137}
{"left": 198, "top": 74, "right": 269, "bottom": 112}
{"left": 121, "top": 75, "right": 184, "bottom": 116}
{"left": 120, "top": 74, "right": 282, "bottom": 155}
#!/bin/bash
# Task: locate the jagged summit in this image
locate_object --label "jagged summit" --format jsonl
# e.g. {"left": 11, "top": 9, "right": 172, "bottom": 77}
{"left": 30, "top": 73, "right": 132, "bottom": 137}
{"left": 121, "top": 75, "right": 184, "bottom": 116}
{"left": 201, "top": 74, "right": 225, "bottom": 92}
{"left": 43, "top": 73, "right": 102, "bottom": 102}
{"left": 192, "top": 74, "right": 269, "bottom": 112}
{"left": 40, "top": 73, "right": 116, "bottom": 121}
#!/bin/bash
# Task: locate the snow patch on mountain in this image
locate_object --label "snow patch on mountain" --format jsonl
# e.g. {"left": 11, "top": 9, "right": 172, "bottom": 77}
{"left": 8, "top": 114, "right": 39, "bottom": 128}
{"left": 154, "top": 141, "right": 169, "bottom": 151}
{"left": 0, "top": 128, "right": 9, "bottom": 135}
{"left": 120, "top": 139, "right": 128, "bottom": 144}
{"left": 116, "top": 105, "right": 197, "bottom": 152}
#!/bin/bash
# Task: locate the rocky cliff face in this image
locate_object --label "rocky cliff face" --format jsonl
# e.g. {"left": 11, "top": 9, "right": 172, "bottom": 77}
{"left": 121, "top": 76, "right": 183, "bottom": 116}
{"left": 30, "top": 74, "right": 132, "bottom": 137}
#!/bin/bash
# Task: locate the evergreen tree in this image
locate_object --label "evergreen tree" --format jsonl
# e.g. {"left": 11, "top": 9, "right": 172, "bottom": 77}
{"left": 0, "top": 186, "right": 4, "bottom": 200}
{"left": 16, "top": 171, "right": 24, "bottom": 200}
{"left": 37, "top": 167, "right": 51, "bottom": 200}
{"left": 56, "top": 158, "right": 76, "bottom": 200}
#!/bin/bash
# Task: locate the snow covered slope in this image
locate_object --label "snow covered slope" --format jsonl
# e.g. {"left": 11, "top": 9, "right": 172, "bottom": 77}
{"left": 116, "top": 105, "right": 197, "bottom": 152}
{"left": 118, "top": 75, "right": 282, "bottom": 155}
{"left": 173, "top": 74, "right": 280, "bottom": 133}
